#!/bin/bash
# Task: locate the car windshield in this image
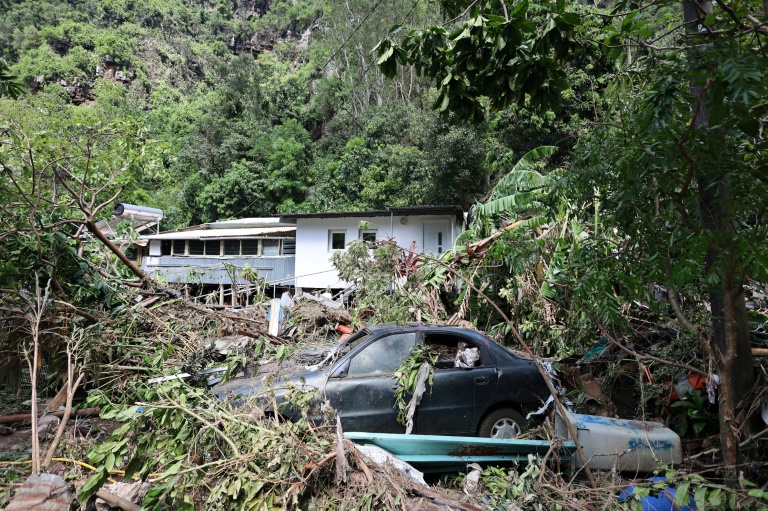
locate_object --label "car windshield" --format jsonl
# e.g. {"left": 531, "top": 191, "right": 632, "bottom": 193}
{"left": 339, "top": 331, "right": 371, "bottom": 356}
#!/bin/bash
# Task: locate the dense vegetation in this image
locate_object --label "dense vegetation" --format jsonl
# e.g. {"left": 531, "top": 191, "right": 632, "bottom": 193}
{"left": 2, "top": 0, "right": 768, "bottom": 503}
{"left": 0, "top": 0, "right": 602, "bottom": 229}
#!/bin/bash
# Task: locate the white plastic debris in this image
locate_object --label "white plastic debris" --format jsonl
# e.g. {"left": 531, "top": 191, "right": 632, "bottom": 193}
{"left": 280, "top": 292, "right": 294, "bottom": 307}
{"left": 462, "top": 463, "right": 483, "bottom": 496}
{"left": 526, "top": 394, "right": 554, "bottom": 420}
{"left": 762, "top": 399, "right": 768, "bottom": 426}
{"left": 355, "top": 444, "right": 427, "bottom": 486}
{"left": 454, "top": 347, "right": 480, "bottom": 368}
{"left": 707, "top": 374, "right": 719, "bottom": 404}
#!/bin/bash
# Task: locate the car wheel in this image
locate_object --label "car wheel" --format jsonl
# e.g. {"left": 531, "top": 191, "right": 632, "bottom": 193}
{"left": 478, "top": 408, "right": 526, "bottom": 439}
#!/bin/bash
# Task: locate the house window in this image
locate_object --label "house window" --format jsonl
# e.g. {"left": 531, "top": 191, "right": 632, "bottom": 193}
{"left": 224, "top": 240, "right": 240, "bottom": 256}
{"left": 205, "top": 240, "right": 220, "bottom": 256}
{"left": 262, "top": 239, "right": 280, "bottom": 256}
{"left": 329, "top": 230, "right": 346, "bottom": 251}
{"left": 172, "top": 240, "right": 186, "bottom": 255}
{"left": 241, "top": 239, "right": 259, "bottom": 256}
{"left": 124, "top": 247, "right": 138, "bottom": 261}
{"left": 360, "top": 229, "right": 377, "bottom": 243}
{"left": 188, "top": 240, "right": 205, "bottom": 255}
{"left": 161, "top": 240, "right": 172, "bottom": 256}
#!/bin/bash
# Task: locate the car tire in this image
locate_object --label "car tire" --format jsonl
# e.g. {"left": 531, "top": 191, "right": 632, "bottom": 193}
{"left": 478, "top": 408, "right": 526, "bottom": 439}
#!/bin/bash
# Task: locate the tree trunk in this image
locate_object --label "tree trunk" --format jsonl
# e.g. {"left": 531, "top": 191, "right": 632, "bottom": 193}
{"left": 683, "top": 0, "right": 756, "bottom": 468}
{"left": 699, "top": 172, "right": 756, "bottom": 468}
{"left": 85, "top": 219, "right": 148, "bottom": 281}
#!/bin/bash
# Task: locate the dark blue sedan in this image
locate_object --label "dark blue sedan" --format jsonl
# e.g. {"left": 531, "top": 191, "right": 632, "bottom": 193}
{"left": 214, "top": 324, "right": 550, "bottom": 438}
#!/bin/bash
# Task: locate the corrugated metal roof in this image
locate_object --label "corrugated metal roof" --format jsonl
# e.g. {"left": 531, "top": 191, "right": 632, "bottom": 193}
{"left": 280, "top": 206, "right": 463, "bottom": 219}
{"left": 205, "top": 217, "right": 296, "bottom": 229}
{"left": 142, "top": 227, "right": 296, "bottom": 240}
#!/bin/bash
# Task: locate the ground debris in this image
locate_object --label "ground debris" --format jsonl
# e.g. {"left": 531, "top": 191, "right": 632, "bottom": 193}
{"left": 5, "top": 473, "right": 71, "bottom": 511}
{"left": 285, "top": 300, "right": 352, "bottom": 341}
{"left": 95, "top": 481, "right": 150, "bottom": 511}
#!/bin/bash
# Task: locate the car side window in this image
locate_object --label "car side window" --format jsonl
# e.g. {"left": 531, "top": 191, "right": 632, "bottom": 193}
{"left": 424, "top": 333, "right": 484, "bottom": 369}
{"left": 347, "top": 332, "right": 417, "bottom": 377}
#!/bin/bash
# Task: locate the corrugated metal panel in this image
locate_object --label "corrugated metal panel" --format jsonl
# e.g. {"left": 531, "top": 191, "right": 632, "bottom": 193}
{"left": 205, "top": 217, "right": 295, "bottom": 229}
{"left": 142, "top": 256, "right": 296, "bottom": 285}
{"left": 142, "top": 227, "right": 296, "bottom": 240}
{"left": 280, "top": 206, "right": 463, "bottom": 219}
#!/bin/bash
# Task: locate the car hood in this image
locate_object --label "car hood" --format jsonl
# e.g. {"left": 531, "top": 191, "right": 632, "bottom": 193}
{"left": 212, "top": 363, "right": 330, "bottom": 402}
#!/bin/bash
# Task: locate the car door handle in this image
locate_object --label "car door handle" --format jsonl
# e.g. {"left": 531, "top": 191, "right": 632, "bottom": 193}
{"left": 474, "top": 376, "right": 489, "bottom": 385}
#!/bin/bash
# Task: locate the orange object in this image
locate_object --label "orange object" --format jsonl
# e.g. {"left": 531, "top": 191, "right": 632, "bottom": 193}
{"left": 643, "top": 365, "right": 653, "bottom": 384}
{"left": 339, "top": 333, "right": 351, "bottom": 342}
{"left": 335, "top": 323, "right": 353, "bottom": 334}
{"left": 688, "top": 373, "right": 707, "bottom": 392}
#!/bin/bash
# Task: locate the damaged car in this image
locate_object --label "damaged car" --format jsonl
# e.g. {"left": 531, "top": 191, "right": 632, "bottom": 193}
{"left": 213, "top": 324, "right": 550, "bottom": 438}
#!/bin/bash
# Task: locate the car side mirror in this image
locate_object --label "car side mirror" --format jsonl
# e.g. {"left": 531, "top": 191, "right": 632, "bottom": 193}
{"left": 330, "top": 359, "right": 350, "bottom": 379}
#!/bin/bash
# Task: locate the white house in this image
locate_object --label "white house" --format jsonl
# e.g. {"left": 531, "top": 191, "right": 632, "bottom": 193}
{"left": 280, "top": 206, "right": 465, "bottom": 290}
{"left": 139, "top": 217, "right": 297, "bottom": 305}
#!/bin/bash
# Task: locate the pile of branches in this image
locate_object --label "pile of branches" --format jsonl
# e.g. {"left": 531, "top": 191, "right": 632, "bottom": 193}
{"left": 286, "top": 301, "right": 352, "bottom": 341}
{"left": 76, "top": 380, "right": 475, "bottom": 510}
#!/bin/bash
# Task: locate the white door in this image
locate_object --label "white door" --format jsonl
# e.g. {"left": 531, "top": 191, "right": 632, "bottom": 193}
{"left": 423, "top": 220, "right": 451, "bottom": 255}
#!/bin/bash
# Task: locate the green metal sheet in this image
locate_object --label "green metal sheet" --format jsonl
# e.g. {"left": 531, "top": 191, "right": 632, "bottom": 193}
{"left": 345, "top": 432, "right": 576, "bottom": 471}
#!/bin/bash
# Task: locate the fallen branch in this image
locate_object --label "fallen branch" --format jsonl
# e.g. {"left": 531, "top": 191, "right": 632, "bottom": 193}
{"left": 350, "top": 447, "right": 373, "bottom": 484}
{"left": 409, "top": 486, "right": 483, "bottom": 511}
{"left": 391, "top": 242, "right": 598, "bottom": 489}
{"left": 95, "top": 489, "right": 143, "bottom": 511}
{"left": 236, "top": 328, "right": 285, "bottom": 345}
{"left": 0, "top": 407, "right": 101, "bottom": 425}
{"left": 42, "top": 373, "right": 84, "bottom": 469}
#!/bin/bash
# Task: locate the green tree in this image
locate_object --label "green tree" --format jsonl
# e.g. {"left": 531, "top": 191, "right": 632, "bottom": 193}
{"left": 196, "top": 161, "right": 269, "bottom": 222}
{"left": 378, "top": 0, "right": 768, "bottom": 468}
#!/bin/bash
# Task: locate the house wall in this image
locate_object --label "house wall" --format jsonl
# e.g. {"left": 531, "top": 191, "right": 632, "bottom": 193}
{"left": 141, "top": 255, "right": 295, "bottom": 286}
{"left": 294, "top": 215, "right": 461, "bottom": 289}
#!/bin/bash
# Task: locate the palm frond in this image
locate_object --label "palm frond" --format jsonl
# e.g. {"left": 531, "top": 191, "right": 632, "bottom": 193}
{"left": 0, "top": 59, "right": 24, "bottom": 99}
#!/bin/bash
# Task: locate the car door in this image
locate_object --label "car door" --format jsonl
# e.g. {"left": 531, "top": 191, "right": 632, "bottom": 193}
{"left": 324, "top": 331, "right": 417, "bottom": 432}
{"left": 412, "top": 333, "right": 499, "bottom": 435}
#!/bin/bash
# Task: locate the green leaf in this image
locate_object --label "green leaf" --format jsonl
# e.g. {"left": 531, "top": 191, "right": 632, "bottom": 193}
{"left": 694, "top": 486, "right": 707, "bottom": 509}
{"left": 377, "top": 45, "right": 394, "bottom": 65}
{"left": 708, "top": 488, "right": 722, "bottom": 506}
{"left": 675, "top": 482, "right": 690, "bottom": 506}
{"left": 164, "top": 460, "right": 183, "bottom": 477}
{"left": 123, "top": 457, "right": 144, "bottom": 481}
{"left": 105, "top": 452, "right": 116, "bottom": 472}
{"left": 439, "top": 92, "right": 450, "bottom": 112}
{"left": 78, "top": 468, "right": 109, "bottom": 504}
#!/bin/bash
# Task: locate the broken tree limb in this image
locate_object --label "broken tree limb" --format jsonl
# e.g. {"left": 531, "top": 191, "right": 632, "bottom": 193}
{"left": 0, "top": 407, "right": 101, "bottom": 425}
{"left": 44, "top": 385, "right": 69, "bottom": 413}
{"left": 54, "top": 300, "right": 99, "bottom": 323}
{"left": 392, "top": 243, "right": 598, "bottom": 489}
{"left": 95, "top": 489, "right": 143, "bottom": 511}
{"left": 350, "top": 448, "right": 373, "bottom": 484}
{"left": 467, "top": 218, "right": 529, "bottom": 255}
{"left": 408, "top": 486, "right": 483, "bottom": 511}
{"left": 563, "top": 291, "right": 708, "bottom": 376}
{"left": 42, "top": 373, "right": 84, "bottom": 469}
{"left": 84, "top": 218, "right": 148, "bottom": 281}
{"left": 235, "top": 328, "right": 285, "bottom": 345}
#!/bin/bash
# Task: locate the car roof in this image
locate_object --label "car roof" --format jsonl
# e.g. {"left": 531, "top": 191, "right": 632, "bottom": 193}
{"left": 361, "top": 323, "right": 536, "bottom": 361}
{"left": 363, "top": 323, "right": 485, "bottom": 335}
